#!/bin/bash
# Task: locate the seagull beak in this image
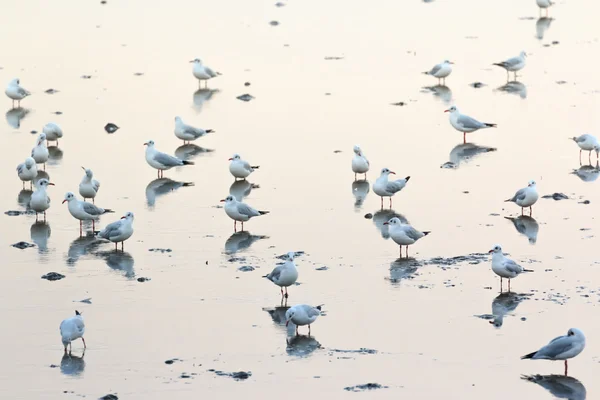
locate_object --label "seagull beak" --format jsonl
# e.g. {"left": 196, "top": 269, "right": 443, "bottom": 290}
{"left": 81, "top": 166, "right": 86, "bottom": 170}
{"left": 143, "top": 142, "right": 148, "bottom": 146}
{"left": 383, "top": 222, "right": 389, "bottom": 225}
{"left": 121, "top": 216, "right": 126, "bottom": 219}
{"left": 228, "top": 158, "right": 233, "bottom": 161}
{"left": 389, "top": 171, "right": 396, "bottom": 175}
{"left": 449, "top": 61, "right": 455, "bottom": 65}
{"left": 285, "top": 320, "right": 290, "bottom": 327}
{"left": 189, "top": 60, "right": 195, "bottom": 63}
{"left": 62, "top": 199, "right": 67, "bottom": 204}
{"left": 48, "top": 182, "right": 55, "bottom": 186}
{"left": 444, "top": 109, "right": 450, "bottom": 113}
{"left": 488, "top": 249, "right": 494, "bottom": 253}
{"left": 219, "top": 199, "right": 225, "bottom": 202}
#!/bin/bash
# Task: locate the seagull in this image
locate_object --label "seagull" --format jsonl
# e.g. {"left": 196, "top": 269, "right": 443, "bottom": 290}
{"left": 285, "top": 304, "right": 322, "bottom": 336}
{"left": 62, "top": 192, "right": 114, "bottom": 235}
{"left": 190, "top": 58, "right": 219, "bottom": 88}
{"left": 373, "top": 168, "right": 410, "bottom": 209}
{"left": 98, "top": 212, "right": 134, "bottom": 251}
{"left": 60, "top": 310, "right": 86, "bottom": 353}
{"left": 570, "top": 134, "right": 599, "bottom": 162}
{"left": 174, "top": 116, "right": 214, "bottom": 144}
{"left": 423, "top": 60, "right": 454, "bottom": 84}
{"left": 144, "top": 140, "right": 194, "bottom": 178}
{"left": 521, "top": 328, "right": 586, "bottom": 376}
{"left": 17, "top": 157, "right": 38, "bottom": 189}
{"left": 263, "top": 252, "right": 298, "bottom": 299}
{"left": 488, "top": 244, "right": 533, "bottom": 291}
{"left": 522, "top": 374, "right": 586, "bottom": 400}
{"left": 43, "top": 122, "right": 63, "bottom": 145}
{"left": 536, "top": 0, "right": 553, "bottom": 16}
{"left": 30, "top": 178, "right": 54, "bottom": 221}
{"left": 351, "top": 145, "right": 370, "bottom": 180}
{"left": 5, "top": 78, "right": 30, "bottom": 107}
{"left": 220, "top": 195, "right": 269, "bottom": 232}
{"left": 445, "top": 106, "right": 497, "bottom": 143}
{"left": 505, "top": 180, "right": 539, "bottom": 216}
{"left": 493, "top": 51, "right": 527, "bottom": 80}
{"left": 31, "top": 133, "right": 49, "bottom": 169}
{"left": 229, "top": 154, "right": 259, "bottom": 180}
{"left": 384, "top": 217, "right": 430, "bottom": 258}
{"left": 79, "top": 167, "right": 100, "bottom": 203}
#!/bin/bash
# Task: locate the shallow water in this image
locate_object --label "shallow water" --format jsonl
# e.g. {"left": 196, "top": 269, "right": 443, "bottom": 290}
{"left": 1, "top": 0, "right": 599, "bottom": 398}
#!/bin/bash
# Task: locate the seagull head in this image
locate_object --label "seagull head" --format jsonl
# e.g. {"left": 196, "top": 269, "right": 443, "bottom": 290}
{"left": 144, "top": 140, "right": 155, "bottom": 147}
{"left": 444, "top": 60, "right": 454, "bottom": 65}
{"left": 25, "top": 157, "right": 36, "bottom": 168}
{"left": 567, "top": 328, "right": 585, "bottom": 340}
{"left": 228, "top": 154, "right": 241, "bottom": 161}
{"left": 220, "top": 195, "right": 235, "bottom": 204}
{"left": 9, "top": 78, "right": 19, "bottom": 86}
{"left": 521, "top": 51, "right": 527, "bottom": 58}
{"left": 174, "top": 116, "right": 183, "bottom": 124}
{"left": 353, "top": 145, "right": 364, "bottom": 156}
{"left": 444, "top": 105, "right": 458, "bottom": 113}
{"left": 121, "top": 211, "right": 134, "bottom": 221}
{"left": 285, "top": 252, "right": 295, "bottom": 262}
{"left": 189, "top": 58, "right": 202, "bottom": 64}
{"left": 37, "top": 133, "right": 46, "bottom": 145}
{"left": 383, "top": 217, "right": 401, "bottom": 226}
{"left": 488, "top": 244, "right": 502, "bottom": 254}
{"left": 380, "top": 167, "right": 395, "bottom": 176}
{"left": 36, "top": 178, "right": 54, "bottom": 188}
{"left": 81, "top": 167, "right": 93, "bottom": 178}
{"left": 527, "top": 180, "right": 536, "bottom": 187}
{"left": 62, "top": 192, "right": 75, "bottom": 204}
{"left": 285, "top": 308, "right": 295, "bottom": 327}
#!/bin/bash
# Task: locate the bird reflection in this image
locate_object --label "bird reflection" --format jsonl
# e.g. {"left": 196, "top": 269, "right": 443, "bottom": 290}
{"left": 193, "top": 88, "right": 220, "bottom": 112}
{"left": 446, "top": 142, "right": 496, "bottom": 168}
{"left": 372, "top": 209, "right": 408, "bottom": 239}
{"left": 18, "top": 189, "right": 33, "bottom": 208}
{"left": 95, "top": 250, "right": 135, "bottom": 278}
{"left": 6, "top": 107, "right": 29, "bottom": 128}
{"left": 230, "top": 180, "right": 259, "bottom": 201}
{"left": 30, "top": 221, "right": 51, "bottom": 253}
{"left": 504, "top": 216, "right": 539, "bottom": 244}
{"left": 536, "top": 17, "right": 554, "bottom": 40}
{"left": 174, "top": 144, "right": 214, "bottom": 161}
{"left": 389, "top": 258, "right": 420, "bottom": 284}
{"left": 145, "top": 178, "right": 194, "bottom": 208}
{"left": 352, "top": 180, "right": 370, "bottom": 209}
{"left": 489, "top": 292, "right": 527, "bottom": 327}
{"left": 286, "top": 334, "right": 322, "bottom": 357}
{"left": 60, "top": 351, "right": 86, "bottom": 377}
{"left": 262, "top": 306, "right": 290, "bottom": 326}
{"left": 523, "top": 374, "right": 586, "bottom": 400}
{"left": 225, "top": 231, "right": 268, "bottom": 254}
{"left": 47, "top": 146, "right": 64, "bottom": 166}
{"left": 66, "top": 235, "right": 103, "bottom": 266}
{"left": 496, "top": 81, "right": 527, "bottom": 99}
{"left": 423, "top": 85, "right": 452, "bottom": 104}
{"left": 571, "top": 161, "right": 600, "bottom": 182}
{"left": 34, "top": 170, "right": 50, "bottom": 185}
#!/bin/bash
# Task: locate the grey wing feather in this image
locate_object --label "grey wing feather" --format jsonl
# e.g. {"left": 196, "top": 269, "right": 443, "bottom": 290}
{"left": 237, "top": 203, "right": 260, "bottom": 217}
{"left": 154, "top": 152, "right": 183, "bottom": 167}
{"left": 266, "top": 265, "right": 283, "bottom": 282}
{"left": 17, "top": 164, "right": 24, "bottom": 174}
{"left": 535, "top": 336, "right": 573, "bottom": 359}
{"left": 82, "top": 202, "right": 105, "bottom": 216}
{"left": 575, "top": 134, "right": 591, "bottom": 143}
{"left": 18, "top": 87, "right": 30, "bottom": 96}
{"left": 204, "top": 66, "right": 218, "bottom": 78}
{"left": 299, "top": 305, "right": 320, "bottom": 317}
{"left": 99, "top": 220, "right": 122, "bottom": 238}
{"left": 457, "top": 114, "right": 485, "bottom": 129}
{"left": 385, "top": 180, "right": 406, "bottom": 194}
{"left": 501, "top": 56, "right": 521, "bottom": 68}
{"left": 404, "top": 226, "right": 423, "bottom": 241}
{"left": 503, "top": 259, "right": 523, "bottom": 274}
{"left": 510, "top": 188, "right": 527, "bottom": 202}
{"left": 241, "top": 160, "right": 254, "bottom": 172}
{"left": 92, "top": 180, "right": 100, "bottom": 191}
{"left": 184, "top": 125, "right": 205, "bottom": 138}
{"left": 428, "top": 64, "right": 442, "bottom": 75}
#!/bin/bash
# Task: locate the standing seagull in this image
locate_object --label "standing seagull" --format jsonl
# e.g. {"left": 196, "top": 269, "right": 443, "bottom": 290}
{"left": 30, "top": 178, "right": 54, "bottom": 221}
{"left": 522, "top": 328, "right": 586, "bottom": 376}
{"left": 373, "top": 168, "right": 410, "bottom": 209}
{"left": 229, "top": 154, "right": 259, "bottom": 180}
{"left": 489, "top": 244, "right": 533, "bottom": 291}
{"left": 60, "top": 310, "right": 86, "bottom": 353}
{"left": 445, "top": 106, "right": 497, "bottom": 144}
{"left": 423, "top": 60, "right": 454, "bottom": 84}
{"left": 43, "top": 123, "right": 63, "bottom": 145}
{"left": 79, "top": 167, "right": 100, "bottom": 203}
{"left": 220, "top": 195, "right": 269, "bottom": 231}
{"left": 17, "top": 157, "right": 38, "bottom": 189}
{"left": 190, "top": 58, "right": 219, "bottom": 88}
{"left": 384, "top": 217, "right": 430, "bottom": 258}
{"left": 505, "top": 180, "right": 539, "bottom": 216}
{"left": 493, "top": 51, "right": 527, "bottom": 81}
{"left": 536, "top": 0, "right": 553, "bottom": 16}
{"left": 174, "top": 116, "right": 214, "bottom": 144}
{"left": 63, "top": 192, "right": 114, "bottom": 235}
{"left": 144, "top": 140, "right": 194, "bottom": 178}
{"left": 570, "top": 134, "right": 599, "bottom": 162}
{"left": 263, "top": 252, "right": 298, "bottom": 299}
{"left": 351, "top": 145, "right": 370, "bottom": 180}
{"left": 98, "top": 212, "right": 134, "bottom": 251}
{"left": 285, "top": 305, "right": 322, "bottom": 336}
{"left": 31, "top": 133, "right": 49, "bottom": 170}
{"left": 5, "top": 78, "right": 30, "bottom": 108}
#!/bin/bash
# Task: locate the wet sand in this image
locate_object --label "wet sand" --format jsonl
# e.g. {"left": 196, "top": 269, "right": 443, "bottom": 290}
{"left": 1, "top": 0, "right": 599, "bottom": 398}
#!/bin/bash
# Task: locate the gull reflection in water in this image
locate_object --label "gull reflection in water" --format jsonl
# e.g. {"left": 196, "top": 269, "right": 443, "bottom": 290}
{"left": 488, "top": 292, "right": 529, "bottom": 327}
{"left": 31, "top": 221, "right": 51, "bottom": 253}
{"left": 229, "top": 180, "right": 259, "bottom": 202}
{"left": 66, "top": 235, "right": 103, "bottom": 266}
{"left": 18, "top": 189, "right": 33, "bottom": 208}
{"left": 193, "top": 88, "right": 220, "bottom": 112}
{"left": 571, "top": 161, "right": 600, "bottom": 182}
{"left": 352, "top": 180, "right": 370, "bottom": 209}
{"left": 263, "top": 306, "right": 290, "bottom": 326}
{"left": 174, "top": 144, "right": 214, "bottom": 161}
{"left": 423, "top": 85, "right": 452, "bottom": 104}
{"left": 145, "top": 178, "right": 194, "bottom": 208}
{"left": 522, "top": 374, "right": 586, "bottom": 400}
{"left": 47, "top": 146, "right": 64, "bottom": 166}
{"left": 504, "top": 216, "right": 539, "bottom": 244}
{"left": 536, "top": 17, "right": 554, "bottom": 40}
{"left": 6, "top": 107, "right": 29, "bottom": 128}
{"left": 496, "top": 81, "right": 527, "bottom": 99}
{"left": 286, "top": 334, "right": 322, "bottom": 357}
{"left": 95, "top": 250, "right": 135, "bottom": 278}
{"left": 443, "top": 143, "right": 497, "bottom": 169}
{"left": 34, "top": 170, "right": 50, "bottom": 185}
{"left": 388, "top": 258, "right": 420, "bottom": 284}
{"left": 60, "top": 351, "right": 86, "bottom": 377}
{"left": 225, "top": 231, "right": 268, "bottom": 254}
{"left": 372, "top": 209, "right": 408, "bottom": 239}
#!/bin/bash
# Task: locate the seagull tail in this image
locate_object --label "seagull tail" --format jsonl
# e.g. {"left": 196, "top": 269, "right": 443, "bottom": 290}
{"left": 182, "top": 182, "right": 195, "bottom": 187}
{"left": 523, "top": 269, "right": 534, "bottom": 273}
{"left": 484, "top": 123, "right": 497, "bottom": 128}
{"left": 569, "top": 137, "right": 577, "bottom": 142}
{"left": 258, "top": 211, "right": 270, "bottom": 216}
{"left": 404, "top": 176, "right": 411, "bottom": 182}
{"left": 521, "top": 351, "right": 537, "bottom": 360}
{"left": 182, "top": 160, "right": 195, "bottom": 166}
{"left": 422, "top": 71, "right": 430, "bottom": 75}
{"left": 504, "top": 198, "right": 513, "bottom": 202}
{"left": 492, "top": 63, "right": 505, "bottom": 68}
{"left": 251, "top": 166, "right": 260, "bottom": 169}
{"left": 205, "top": 129, "right": 215, "bottom": 133}
{"left": 422, "top": 231, "right": 431, "bottom": 236}
{"left": 103, "top": 209, "right": 115, "bottom": 213}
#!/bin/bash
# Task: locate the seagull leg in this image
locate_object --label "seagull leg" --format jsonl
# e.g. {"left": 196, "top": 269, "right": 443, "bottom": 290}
{"left": 115, "top": 242, "right": 118, "bottom": 251}
{"left": 530, "top": 206, "right": 533, "bottom": 217}
{"left": 380, "top": 197, "right": 383, "bottom": 210}
{"left": 92, "top": 219, "right": 96, "bottom": 232}
{"left": 43, "top": 212, "right": 46, "bottom": 222}
{"left": 79, "top": 221, "right": 83, "bottom": 237}
{"left": 234, "top": 221, "right": 237, "bottom": 232}
{"left": 241, "top": 221, "right": 244, "bottom": 232}
{"left": 354, "top": 173, "right": 357, "bottom": 181}
{"left": 500, "top": 277, "right": 503, "bottom": 292}
{"left": 399, "top": 246, "right": 402, "bottom": 258}
{"left": 82, "top": 337, "right": 86, "bottom": 349}
{"left": 308, "top": 324, "right": 311, "bottom": 336}
{"left": 389, "top": 197, "right": 392, "bottom": 209}
{"left": 521, "top": 207, "right": 524, "bottom": 216}
{"left": 564, "top": 360, "right": 568, "bottom": 376}
{"left": 280, "top": 287, "right": 284, "bottom": 297}
{"left": 364, "top": 173, "right": 367, "bottom": 180}
{"left": 296, "top": 325, "right": 299, "bottom": 336}
{"left": 284, "top": 287, "right": 289, "bottom": 299}
{"left": 463, "top": 132, "right": 466, "bottom": 144}
{"left": 406, "top": 246, "right": 409, "bottom": 258}
{"left": 508, "top": 279, "right": 511, "bottom": 292}
{"left": 122, "top": 242, "right": 124, "bottom": 251}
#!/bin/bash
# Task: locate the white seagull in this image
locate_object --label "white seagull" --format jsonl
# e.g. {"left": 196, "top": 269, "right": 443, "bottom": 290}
{"left": 30, "top": 178, "right": 54, "bottom": 221}
{"left": 505, "top": 180, "right": 539, "bottom": 216}
{"left": 229, "top": 154, "right": 259, "bottom": 180}
{"left": 79, "top": 167, "right": 100, "bottom": 203}
{"left": 521, "top": 328, "right": 586, "bottom": 376}
{"left": 17, "top": 157, "right": 38, "bottom": 189}
{"left": 60, "top": 310, "right": 86, "bottom": 353}
{"left": 384, "top": 217, "right": 430, "bottom": 258}
{"left": 220, "top": 195, "right": 269, "bottom": 231}
{"left": 190, "top": 58, "right": 219, "bottom": 88}
{"left": 285, "top": 304, "right": 322, "bottom": 336}
{"left": 351, "top": 145, "right": 370, "bottom": 180}
{"left": 98, "top": 212, "right": 134, "bottom": 251}
{"left": 263, "top": 252, "right": 298, "bottom": 299}
{"left": 445, "top": 106, "right": 497, "bottom": 143}
{"left": 174, "top": 116, "right": 214, "bottom": 144}
{"left": 43, "top": 122, "right": 63, "bottom": 145}
{"left": 570, "top": 134, "right": 599, "bottom": 162}
{"left": 31, "top": 133, "right": 49, "bottom": 169}
{"left": 493, "top": 51, "right": 527, "bottom": 80}
{"left": 423, "top": 60, "right": 454, "bottom": 84}
{"left": 488, "top": 244, "right": 533, "bottom": 291}
{"left": 373, "top": 168, "right": 410, "bottom": 208}
{"left": 144, "top": 140, "right": 194, "bottom": 178}
{"left": 536, "top": 0, "right": 553, "bottom": 16}
{"left": 63, "top": 192, "right": 114, "bottom": 235}
{"left": 5, "top": 78, "right": 30, "bottom": 107}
